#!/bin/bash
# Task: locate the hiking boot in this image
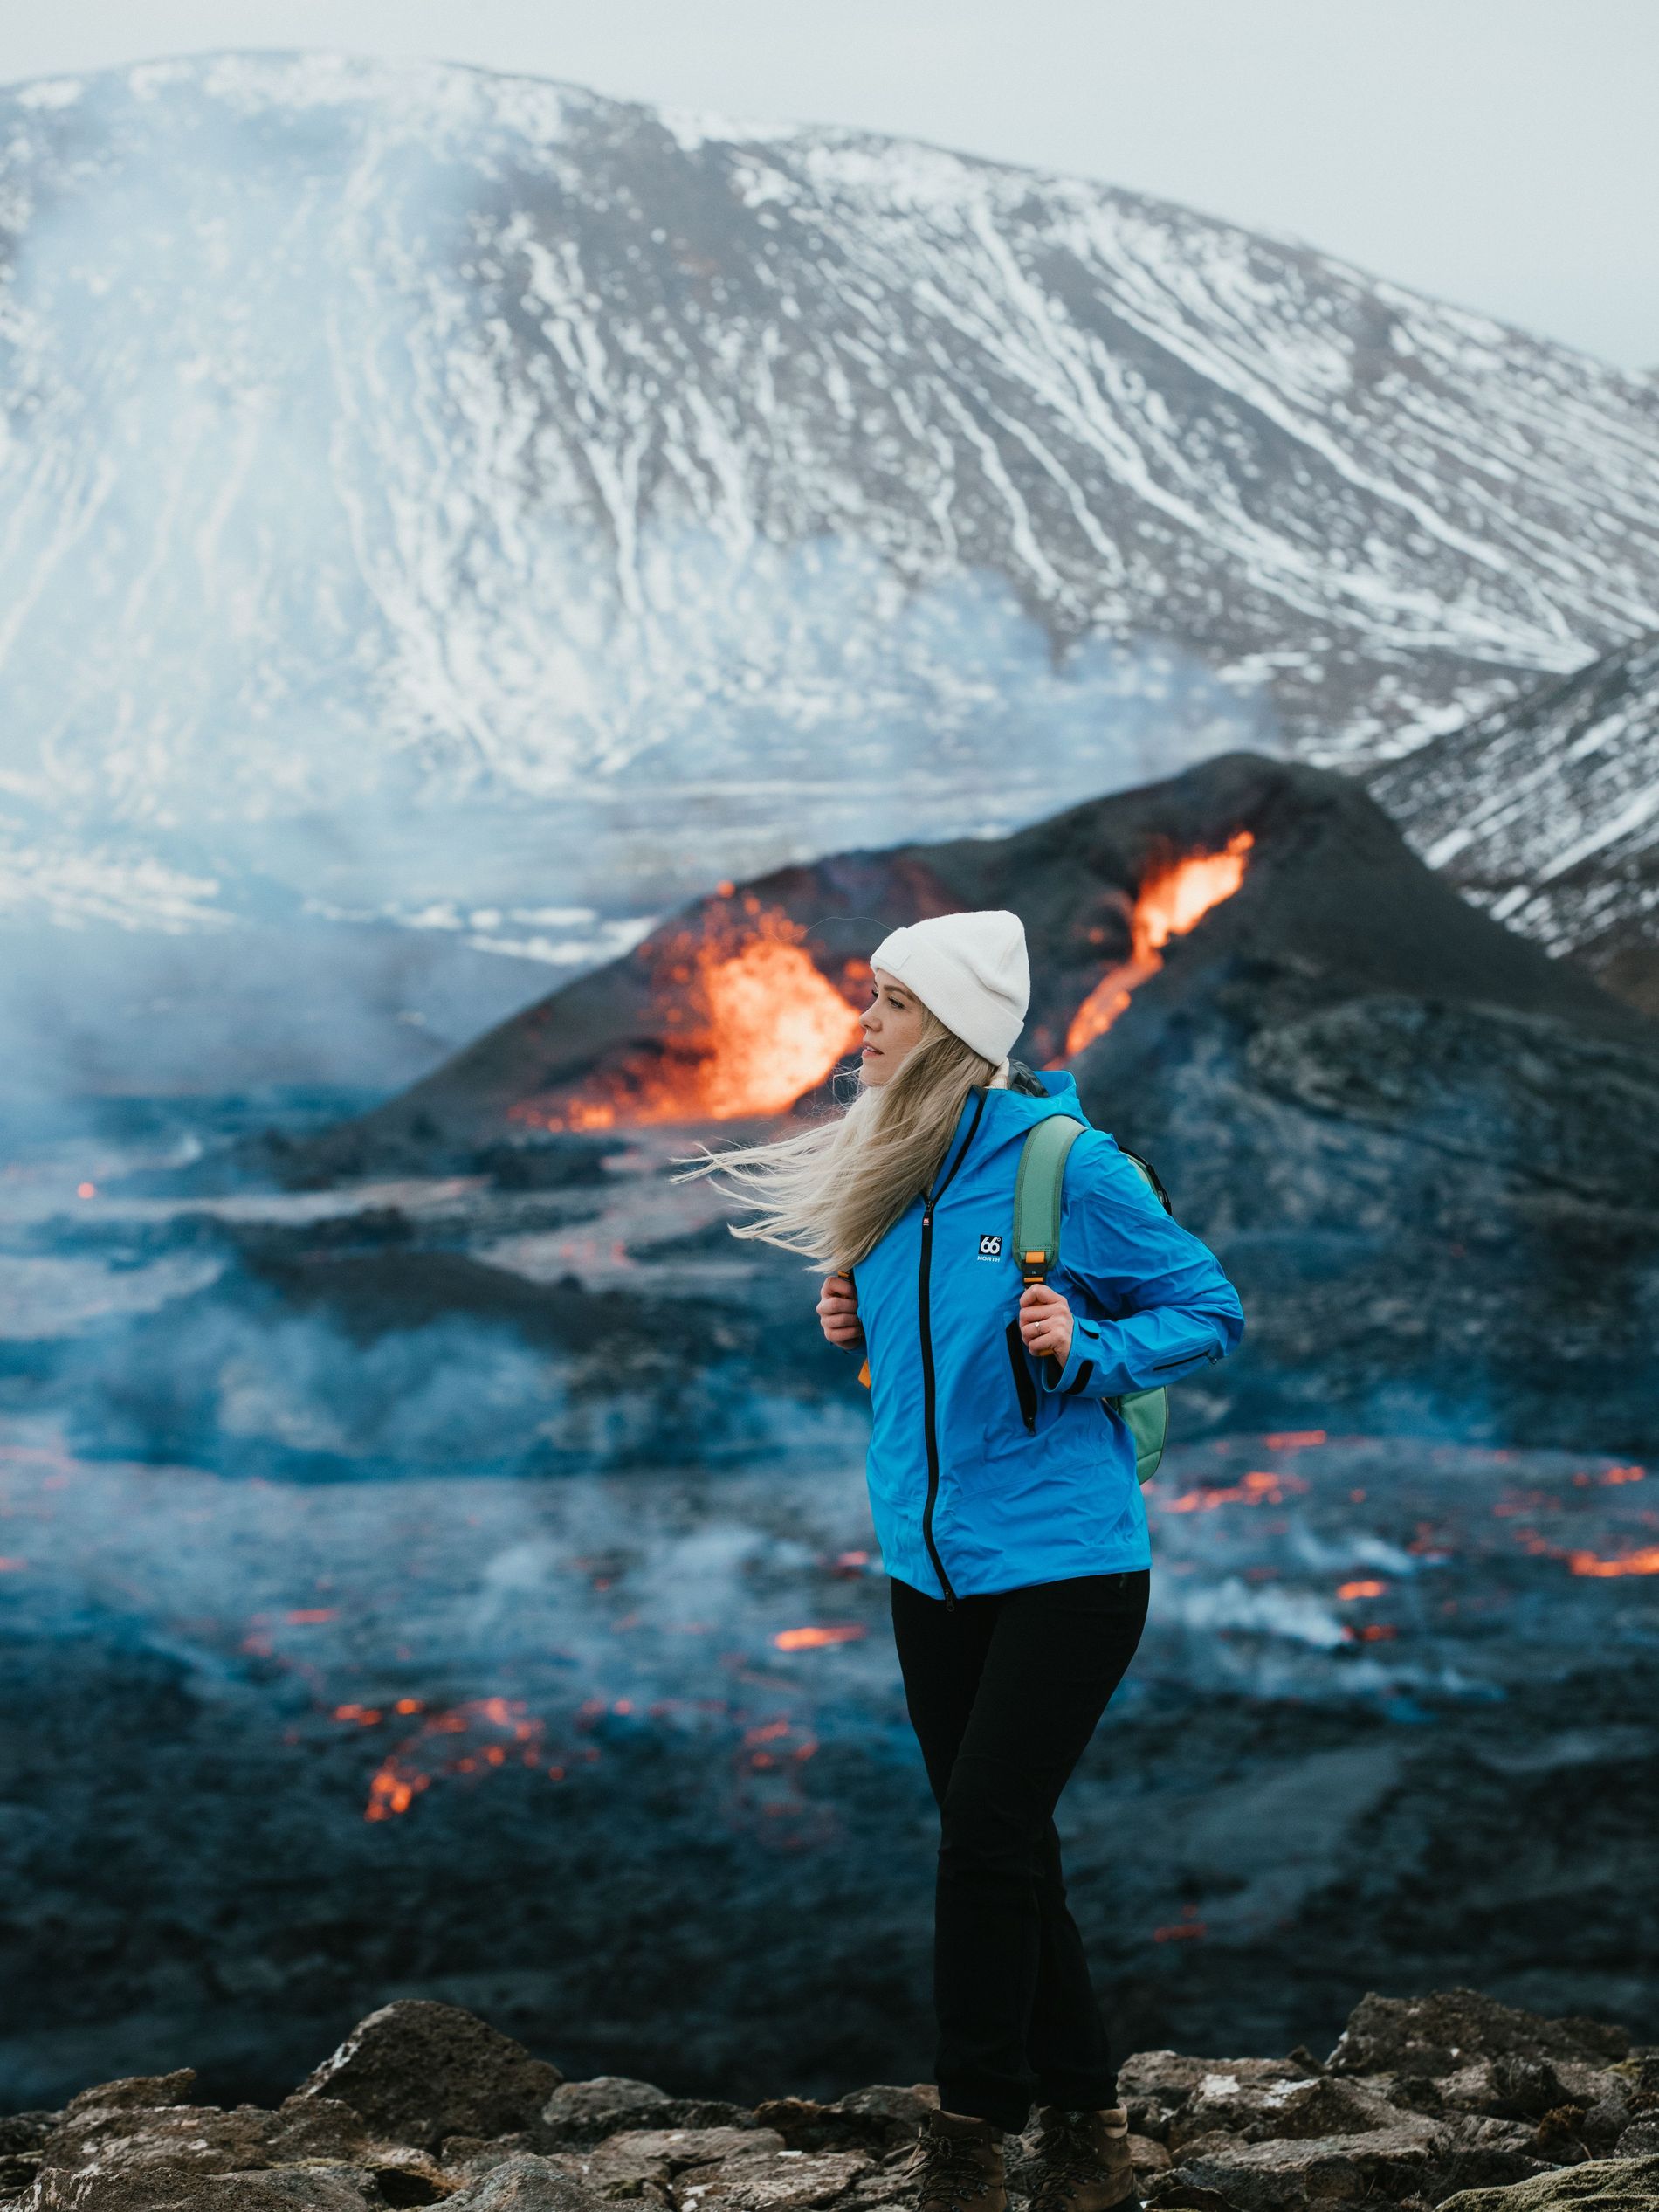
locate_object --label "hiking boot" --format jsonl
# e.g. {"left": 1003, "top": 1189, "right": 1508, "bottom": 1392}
{"left": 902, "top": 2107, "right": 1007, "bottom": 2212}
{"left": 1026, "top": 2105, "right": 1136, "bottom": 2212}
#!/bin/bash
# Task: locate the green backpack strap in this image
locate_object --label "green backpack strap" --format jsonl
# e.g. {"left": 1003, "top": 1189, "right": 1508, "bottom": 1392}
{"left": 1012, "top": 1118, "right": 1169, "bottom": 1486}
{"left": 1013, "top": 1115, "right": 1086, "bottom": 1283}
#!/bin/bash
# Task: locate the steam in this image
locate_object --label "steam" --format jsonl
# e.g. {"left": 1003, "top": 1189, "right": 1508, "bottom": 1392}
{"left": 0, "top": 66, "right": 1276, "bottom": 1106}
{"left": 15, "top": 1271, "right": 862, "bottom": 1481}
{"left": 0, "top": 536, "right": 1274, "bottom": 1104}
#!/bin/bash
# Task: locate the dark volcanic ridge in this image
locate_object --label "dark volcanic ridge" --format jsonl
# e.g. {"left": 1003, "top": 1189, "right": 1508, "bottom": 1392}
{"left": 4, "top": 1988, "right": 1658, "bottom": 2211}
{"left": 313, "top": 750, "right": 1650, "bottom": 1156}
{"left": 272, "top": 752, "right": 1659, "bottom": 1453}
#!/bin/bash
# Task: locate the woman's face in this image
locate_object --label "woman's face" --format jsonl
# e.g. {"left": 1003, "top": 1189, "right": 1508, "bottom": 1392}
{"left": 859, "top": 966, "right": 927, "bottom": 1086}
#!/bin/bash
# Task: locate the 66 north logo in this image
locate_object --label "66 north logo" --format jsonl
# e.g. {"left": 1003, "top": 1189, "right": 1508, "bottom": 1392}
{"left": 976, "top": 1234, "right": 1003, "bottom": 1260}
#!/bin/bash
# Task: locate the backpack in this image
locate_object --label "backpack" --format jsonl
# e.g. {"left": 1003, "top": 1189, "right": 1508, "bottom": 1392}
{"left": 1013, "top": 1114, "right": 1169, "bottom": 1485}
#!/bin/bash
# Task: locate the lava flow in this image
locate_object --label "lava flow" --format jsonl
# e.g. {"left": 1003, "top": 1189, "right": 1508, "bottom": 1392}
{"left": 1566, "top": 1545, "right": 1659, "bottom": 1579}
{"left": 512, "top": 899, "right": 864, "bottom": 1131}
{"left": 1065, "top": 830, "right": 1254, "bottom": 1056}
{"left": 353, "top": 1695, "right": 555, "bottom": 1823}
{"left": 1164, "top": 1467, "right": 1309, "bottom": 1515}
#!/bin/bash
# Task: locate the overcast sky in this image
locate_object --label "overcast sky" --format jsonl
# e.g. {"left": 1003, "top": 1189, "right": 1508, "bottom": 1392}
{"left": 5, "top": 0, "right": 1656, "bottom": 371}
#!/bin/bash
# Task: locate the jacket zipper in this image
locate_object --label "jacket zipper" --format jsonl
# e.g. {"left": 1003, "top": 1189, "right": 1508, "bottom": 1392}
{"left": 918, "top": 1089, "right": 988, "bottom": 1610}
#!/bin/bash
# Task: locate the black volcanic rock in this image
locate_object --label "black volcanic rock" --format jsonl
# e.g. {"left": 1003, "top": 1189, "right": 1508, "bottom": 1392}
{"left": 444, "top": 2160, "right": 601, "bottom": 2210}
{"left": 59, "top": 2076, "right": 196, "bottom": 2118}
{"left": 1326, "top": 1989, "right": 1631, "bottom": 2078}
{"left": 535, "top": 2078, "right": 672, "bottom": 2145}
{"left": 293, "top": 2001, "right": 563, "bottom": 2152}
{"left": 1143, "top": 2121, "right": 1449, "bottom": 2209}
{"left": 749, "top": 2085, "right": 935, "bottom": 2153}
{"left": 13, "top": 1991, "right": 1659, "bottom": 2212}
{"left": 11, "top": 2170, "right": 381, "bottom": 2209}
{"left": 303, "top": 750, "right": 1659, "bottom": 1452}
{"left": 536, "top": 2080, "right": 754, "bottom": 2147}
{"left": 1438, "top": 2155, "right": 1659, "bottom": 2211}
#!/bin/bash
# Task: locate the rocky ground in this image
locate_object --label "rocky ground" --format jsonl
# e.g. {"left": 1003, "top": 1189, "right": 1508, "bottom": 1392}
{"left": 3, "top": 1990, "right": 1658, "bottom": 2212}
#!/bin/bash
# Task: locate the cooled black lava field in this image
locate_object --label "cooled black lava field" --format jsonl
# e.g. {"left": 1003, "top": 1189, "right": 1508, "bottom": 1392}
{"left": 3, "top": 1107, "right": 1657, "bottom": 2115}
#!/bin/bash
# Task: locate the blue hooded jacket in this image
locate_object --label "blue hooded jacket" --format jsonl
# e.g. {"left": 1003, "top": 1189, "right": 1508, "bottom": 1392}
{"left": 850, "top": 1069, "right": 1244, "bottom": 1601}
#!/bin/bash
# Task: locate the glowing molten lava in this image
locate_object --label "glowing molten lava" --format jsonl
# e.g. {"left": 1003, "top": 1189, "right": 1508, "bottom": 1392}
{"left": 1065, "top": 830, "right": 1254, "bottom": 1057}
{"left": 1163, "top": 1468, "right": 1309, "bottom": 1515}
{"left": 1153, "top": 1905, "right": 1207, "bottom": 1944}
{"left": 355, "top": 1694, "right": 553, "bottom": 1823}
{"left": 513, "top": 899, "right": 864, "bottom": 1131}
{"left": 772, "top": 1624, "right": 867, "bottom": 1650}
{"left": 696, "top": 935, "right": 862, "bottom": 1119}
{"left": 1566, "top": 1546, "right": 1659, "bottom": 1579}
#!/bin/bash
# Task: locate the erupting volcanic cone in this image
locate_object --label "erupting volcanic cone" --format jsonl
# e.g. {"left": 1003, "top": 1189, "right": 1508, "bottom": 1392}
{"left": 263, "top": 748, "right": 1659, "bottom": 1454}
{"left": 313, "top": 751, "right": 1653, "bottom": 1163}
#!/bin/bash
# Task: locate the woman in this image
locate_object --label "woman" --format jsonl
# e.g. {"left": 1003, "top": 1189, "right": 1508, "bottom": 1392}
{"left": 678, "top": 908, "right": 1243, "bottom": 2212}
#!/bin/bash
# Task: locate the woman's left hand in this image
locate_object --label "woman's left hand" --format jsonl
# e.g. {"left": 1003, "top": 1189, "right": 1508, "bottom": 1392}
{"left": 1018, "top": 1282, "right": 1074, "bottom": 1367}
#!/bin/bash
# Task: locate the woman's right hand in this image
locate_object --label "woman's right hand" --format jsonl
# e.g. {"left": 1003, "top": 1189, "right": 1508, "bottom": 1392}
{"left": 817, "top": 1272, "right": 864, "bottom": 1349}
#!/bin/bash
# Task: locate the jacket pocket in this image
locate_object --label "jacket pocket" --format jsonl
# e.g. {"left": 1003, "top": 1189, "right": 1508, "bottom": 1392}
{"left": 1151, "top": 1344, "right": 1221, "bottom": 1375}
{"left": 1005, "top": 1314, "right": 1038, "bottom": 1434}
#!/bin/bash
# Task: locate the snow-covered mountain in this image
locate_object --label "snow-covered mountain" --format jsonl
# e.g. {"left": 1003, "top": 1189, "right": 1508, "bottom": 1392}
{"left": 3, "top": 48, "right": 1659, "bottom": 1085}
{"left": 1369, "top": 634, "right": 1659, "bottom": 1014}
{"left": 7, "top": 52, "right": 1659, "bottom": 798}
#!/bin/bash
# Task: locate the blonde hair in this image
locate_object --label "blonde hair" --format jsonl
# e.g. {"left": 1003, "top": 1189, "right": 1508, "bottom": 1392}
{"left": 671, "top": 1006, "right": 996, "bottom": 1273}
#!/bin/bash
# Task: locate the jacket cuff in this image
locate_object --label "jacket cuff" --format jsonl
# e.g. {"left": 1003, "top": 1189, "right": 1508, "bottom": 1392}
{"left": 1046, "top": 1316, "right": 1104, "bottom": 1397}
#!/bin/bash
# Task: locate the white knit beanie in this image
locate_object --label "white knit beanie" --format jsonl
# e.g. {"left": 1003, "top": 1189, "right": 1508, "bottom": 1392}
{"left": 867, "top": 909, "right": 1030, "bottom": 1064}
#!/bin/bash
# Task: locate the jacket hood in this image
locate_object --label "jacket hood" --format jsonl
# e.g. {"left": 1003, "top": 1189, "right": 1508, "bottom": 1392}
{"left": 947, "top": 1066, "right": 1092, "bottom": 1166}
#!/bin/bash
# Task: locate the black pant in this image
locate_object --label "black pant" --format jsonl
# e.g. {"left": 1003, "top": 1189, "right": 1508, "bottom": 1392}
{"left": 889, "top": 1568, "right": 1150, "bottom": 2133}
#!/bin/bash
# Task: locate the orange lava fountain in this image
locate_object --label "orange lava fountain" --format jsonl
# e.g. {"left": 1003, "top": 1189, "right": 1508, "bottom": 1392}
{"left": 512, "top": 899, "right": 865, "bottom": 1131}
{"left": 1065, "top": 830, "right": 1254, "bottom": 1057}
